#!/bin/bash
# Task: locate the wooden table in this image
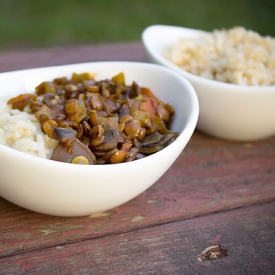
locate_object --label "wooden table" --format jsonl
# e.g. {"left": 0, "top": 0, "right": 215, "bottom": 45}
{"left": 0, "top": 42, "right": 275, "bottom": 275}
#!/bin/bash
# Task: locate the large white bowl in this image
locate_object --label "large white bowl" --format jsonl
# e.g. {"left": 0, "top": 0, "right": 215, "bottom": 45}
{"left": 142, "top": 24, "right": 275, "bottom": 141}
{"left": 0, "top": 61, "right": 199, "bottom": 216}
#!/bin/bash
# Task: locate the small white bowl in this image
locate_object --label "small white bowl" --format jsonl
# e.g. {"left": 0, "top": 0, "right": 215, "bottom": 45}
{"left": 142, "top": 24, "right": 275, "bottom": 141}
{"left": 0, "top": 61, "right": 199, "bottom": 216}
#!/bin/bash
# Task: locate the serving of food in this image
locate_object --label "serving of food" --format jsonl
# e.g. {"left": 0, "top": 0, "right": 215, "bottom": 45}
{"left": 142, "top": 25, "right": 275, "bottom": 141}
{"left": 1, "top": 71, "right": 178, "bottom": 165}
{"left": 163, "top": 26, "right": 275, "bottom": 86}
{"left": 0, "top": 62, "right": 199, "bottom": 216}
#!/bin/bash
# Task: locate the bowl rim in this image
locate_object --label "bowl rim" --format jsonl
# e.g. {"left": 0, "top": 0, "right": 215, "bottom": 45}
{"left": 0, "top": 61, "right": 199, "bottom": 171}
{"left": 142, "top": 24, "right": 275, "bottom": 92}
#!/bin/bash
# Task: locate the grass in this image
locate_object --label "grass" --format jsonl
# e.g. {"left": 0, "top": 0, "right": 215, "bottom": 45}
{"left": 0, "top": 0, "right": 274, "bottom": 51}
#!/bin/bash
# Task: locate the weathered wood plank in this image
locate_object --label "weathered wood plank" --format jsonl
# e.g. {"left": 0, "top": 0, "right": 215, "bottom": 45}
{"left": 1, "top": 132, "right": 274, "bottom": 257}
{"left": 0, "top": 42, "right": 146, "bottom": 73}
{"left": 1, "top": 201, "right": 274, "bottom": 275}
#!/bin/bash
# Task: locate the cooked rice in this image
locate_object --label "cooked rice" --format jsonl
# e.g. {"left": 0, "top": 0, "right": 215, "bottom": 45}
{"left": 0, "top": 97, "right": 58, "bottom": 158}
{"left": 163, "top": 26, "right": 275, "bottom": 86}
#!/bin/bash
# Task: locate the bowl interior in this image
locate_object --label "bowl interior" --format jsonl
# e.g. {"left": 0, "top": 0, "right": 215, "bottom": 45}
{"left": 142, "top": 24, "right": 275, "bottom": 90}
{"left": 0, "top": 61, "right": 198, "bottom": 134}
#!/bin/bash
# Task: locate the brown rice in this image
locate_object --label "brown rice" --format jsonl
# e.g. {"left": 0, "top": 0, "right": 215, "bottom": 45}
{"left": 163, "top": 26, "right": 275, "bottom": 86}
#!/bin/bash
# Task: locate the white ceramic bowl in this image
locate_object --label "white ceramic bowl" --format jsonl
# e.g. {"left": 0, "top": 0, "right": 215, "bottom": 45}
{"left": 142, "top": 24, "right": 275, "bottom": 141}
{"left": 0, "top": 61, "right": 199, "bottom": 216}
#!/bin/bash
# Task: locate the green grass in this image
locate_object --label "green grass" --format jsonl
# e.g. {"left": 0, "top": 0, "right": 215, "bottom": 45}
{"left": 0, "top": 0, "right": 274, "bottom": 51}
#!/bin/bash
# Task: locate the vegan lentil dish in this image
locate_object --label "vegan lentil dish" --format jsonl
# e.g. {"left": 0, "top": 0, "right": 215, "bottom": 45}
{"left": 163, "top": 26, "right": 275, "bottom": 86}
{"left": 0, "top": 72, "right": 178, "bottom": 164}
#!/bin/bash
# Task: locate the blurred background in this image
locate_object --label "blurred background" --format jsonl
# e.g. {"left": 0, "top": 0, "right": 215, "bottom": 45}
{"left": 0, "top": 0, "right": 274, "bottom": 51}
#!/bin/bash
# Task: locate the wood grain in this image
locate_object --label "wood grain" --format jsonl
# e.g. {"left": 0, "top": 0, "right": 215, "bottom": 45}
{"left": 0, "top": 42, "right": 146, "bottom": 73}
{"left": 1, "top": 201, "right": 274, "bottom": 275}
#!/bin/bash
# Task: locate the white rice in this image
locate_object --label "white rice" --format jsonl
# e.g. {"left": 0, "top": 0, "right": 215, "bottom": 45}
{"left": 0, "top": 97, "right": 58, "bottom": 158}
{"left": 163, "top": 26, "right": 275, "bottom": 86}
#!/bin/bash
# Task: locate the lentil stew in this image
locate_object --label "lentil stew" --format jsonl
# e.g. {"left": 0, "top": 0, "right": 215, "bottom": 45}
{"left": 7, "top": 72, "right": 179, "bottom": 164}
